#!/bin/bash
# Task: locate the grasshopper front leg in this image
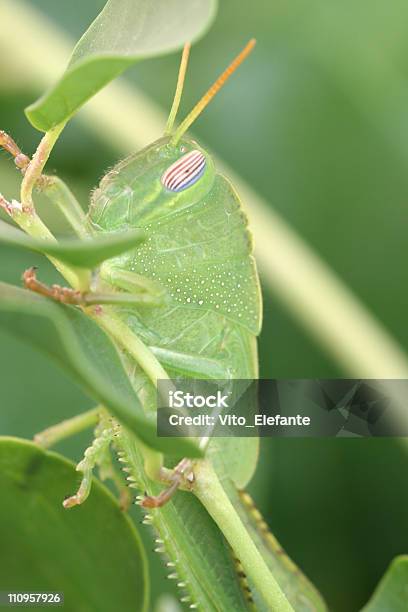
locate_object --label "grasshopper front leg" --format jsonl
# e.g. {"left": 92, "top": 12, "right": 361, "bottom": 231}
{"left": 23, "top": 267, "right": 165, "bottom": 307}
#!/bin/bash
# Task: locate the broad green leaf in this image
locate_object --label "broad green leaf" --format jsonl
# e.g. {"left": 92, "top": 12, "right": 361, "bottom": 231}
{"left": 0, "top": 437, "right": 148, "bottom": 612}
{"left": 25, "top": 0, "right": 217, "bottom": 131}
{"left": 0, "top": 282, "right": 201, "bottom": 457}
{"left": 0, "top": 219, "right": 145, "bottom": 268}
{"left": 362, "top": 556, "right": 408, "bottom": 611}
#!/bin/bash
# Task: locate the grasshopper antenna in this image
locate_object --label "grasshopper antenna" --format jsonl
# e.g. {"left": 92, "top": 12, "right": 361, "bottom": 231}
{"left": 171, "top": 39, "right": 256, "bottom": 144}
{"left": 165, "top": 42, "right": 191, "bottom": 134}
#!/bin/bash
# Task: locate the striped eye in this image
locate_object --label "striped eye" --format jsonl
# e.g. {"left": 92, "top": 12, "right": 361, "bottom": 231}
{"left": 161, "top": 150, "right": 206, "bottom": 193}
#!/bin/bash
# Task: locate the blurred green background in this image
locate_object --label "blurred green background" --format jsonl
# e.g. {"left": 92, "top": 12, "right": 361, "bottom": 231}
{"left": 1, "top": 1, "right": 408, "bottom": 610}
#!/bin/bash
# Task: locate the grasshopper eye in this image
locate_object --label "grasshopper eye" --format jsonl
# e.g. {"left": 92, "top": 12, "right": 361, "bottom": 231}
{"left": 161, "top": 149, "right": 206, "bottom": 193}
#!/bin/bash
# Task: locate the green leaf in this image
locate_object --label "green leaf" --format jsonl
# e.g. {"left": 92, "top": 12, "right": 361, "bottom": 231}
{"left": 0, "top": 282, "right": 201, "bottom": 458}
{"left": 25, "top": 0, "right": 217, "bottom": 131}
{"left": 0, "top": 219, "right": 146, "bottom": 268}
{"left": 362, "top": 556, "right": 408, "bottom": 611}
{"left": 0, "top": 437, "right": 148, "bottom": 612}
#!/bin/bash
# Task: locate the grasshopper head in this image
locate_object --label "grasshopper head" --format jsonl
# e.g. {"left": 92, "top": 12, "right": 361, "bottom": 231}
{"left": 88, "top": 135, "right": 216, "bottom": 230}
{"left": 88, "top": 40, "right": 255, "bottom": 230}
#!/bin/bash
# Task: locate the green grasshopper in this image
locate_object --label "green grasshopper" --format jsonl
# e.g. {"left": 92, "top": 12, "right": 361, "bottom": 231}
{"left": 1, "top": 41, "right": 325, "bottom": 610}
{"left": 12, "top": 40, "right": 262, "bottom": 505}
{"left": 87, "top": 39, "right": 262, "bottom": 504}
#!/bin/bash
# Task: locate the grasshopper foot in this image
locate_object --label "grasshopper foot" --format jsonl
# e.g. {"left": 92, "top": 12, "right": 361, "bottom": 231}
{"left": 140, "top": 458, "right": 194, "bottom": 508}
{"left": 141, "top": 480, "right": 181, "bottom": 508}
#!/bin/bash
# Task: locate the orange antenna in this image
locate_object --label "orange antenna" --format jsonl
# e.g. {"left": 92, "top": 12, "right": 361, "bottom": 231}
{"left": 165, "top": 43, "right": 191, "bottom": 134}
{"left": 171, "top": 39, "right": 256, "bottom": 144}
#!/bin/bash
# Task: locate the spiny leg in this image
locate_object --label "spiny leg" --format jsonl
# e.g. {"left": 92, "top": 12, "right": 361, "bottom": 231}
{"left": 113, "top": 422, "right": 196, "bottom": 509}
{"left": 113, "top": 421, "right": 196, "bottom": 509}
{"left": 63, "top": 415, "right": 119, "bottom": 509}
{"left": 63, "top": 415, "right": 112, "bottom": 508}
{"left": 63, "top": 411, "right": 112, "bottom": 508}
{"left": 37, "top": 407, "right": 131, "bottom": 510}
{"left": 117, "top": 435, "right": 191, "bottom": 509}
{"left": 97, "top": 418, "right": 132, "bottom": 510}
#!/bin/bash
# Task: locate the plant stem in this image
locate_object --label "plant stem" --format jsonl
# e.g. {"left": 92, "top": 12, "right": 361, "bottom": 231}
{"left": 5, "top": 120, "right": 90, "bottom": 290}
{"left": 20, "top": 123, "right": 65, "bottom": 208}
{"left": 194, "top": 461, "right": 294, "bottom": 612}
{"left": 34, "top": 406, "right": 102, "bottom": 448}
